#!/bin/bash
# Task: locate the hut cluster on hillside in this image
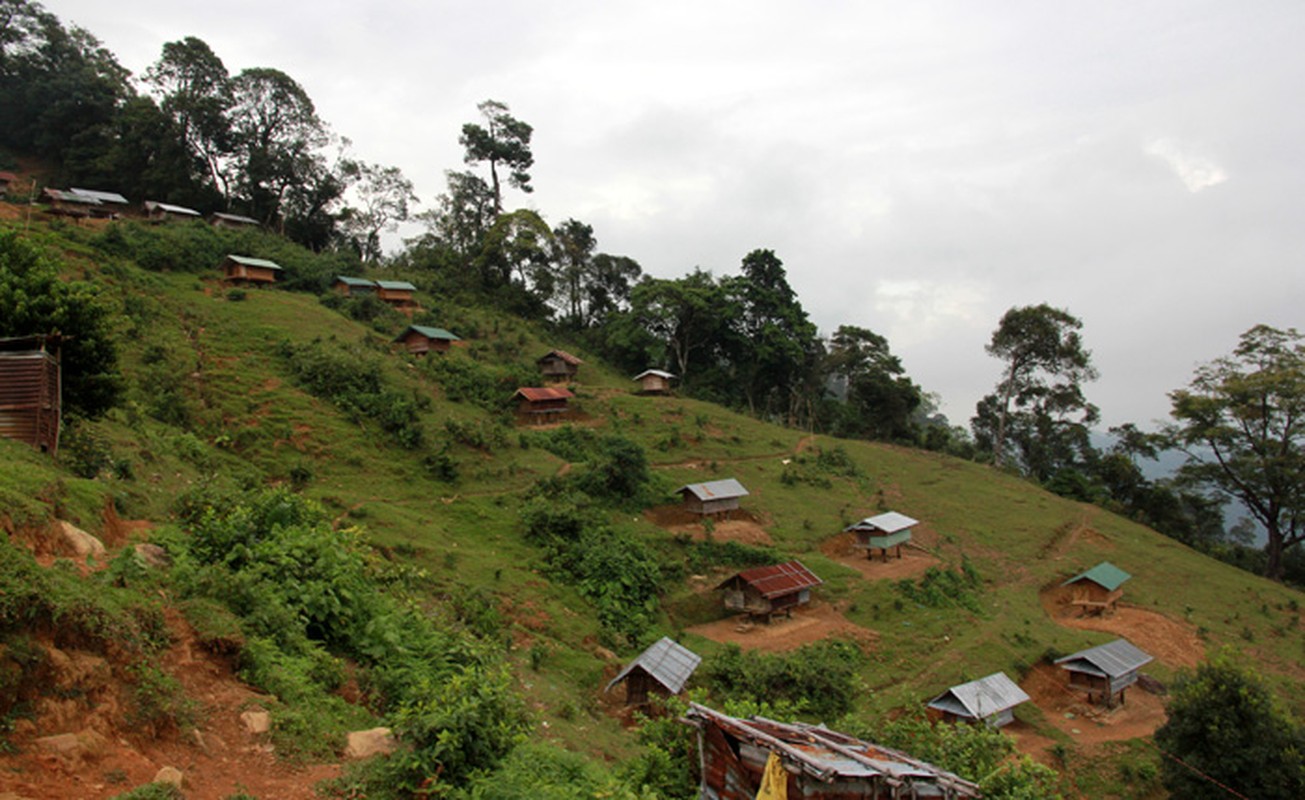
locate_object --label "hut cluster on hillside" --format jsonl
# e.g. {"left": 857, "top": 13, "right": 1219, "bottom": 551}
{"left": 33, "top": 185, "right": 260, "bottom": 228}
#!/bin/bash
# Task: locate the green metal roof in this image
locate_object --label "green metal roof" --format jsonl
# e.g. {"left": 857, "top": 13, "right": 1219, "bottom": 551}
{"left": 336, "top": 275, "right": 377, "bottom": 287}
{"left": 376, "top": 280, "right": 416, "bottom": 291}
{"left": 225, "top": 254, "right": 283, "bottom": 271}
{"left": 1062, "top": 561, "right": 1131, "bottom": 591}
{"left": 397, "top": 325, "right": 460, "bottom": 342}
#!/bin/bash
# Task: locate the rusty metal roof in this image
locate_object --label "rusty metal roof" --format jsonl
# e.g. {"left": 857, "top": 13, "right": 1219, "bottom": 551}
{"left": 685, "top": 704, "right": 981, "bottom": 797}
{"left": 539, "top": 349, "right": 583, "bottom": 365}
{"left": 1062, "top": 561, "right": 1131, "bottom": 592}
{"left": 928, "top": 672, "right": 1029, "bottom": 720}
{"left": 844, "top": 511, "right": 918, "bottom": 534}
{"left": 514, "top": 387, "right": 574, "bottom": 402}
{"left": 676, "top": 478, "right": 749, "bottom": 502}
{"left": 1056, "top": 638, "right": 1153, "bottom": 678}
{"left": 721, "top": 560, "right": 822, "bottom": 598}
{"left": 606, "top": 637, "right": 701, "bottom": 695}
{"left": 0, "top": 171, "right": 19, "bottom": 182}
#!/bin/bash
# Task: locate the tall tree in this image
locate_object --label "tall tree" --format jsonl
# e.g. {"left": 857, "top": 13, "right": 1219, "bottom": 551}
{"left": 627, "top": 271, "right": 729, "bottom": 383}
{"left": 551, "top": 218, "right": 596, "bottom": 326}
{"left": 585, "top": 253, "right": 642, "bottom": 325}
{"left": 973, "top": 304, "right": 1098, "bottom": 477}
{"left": 1166, "top": 325, "right": 1305, "bottom": 579}
{"left": 143, "top": 36, "right": 232, "bottom": 198}
{"left": 459, "top": 99, "right": 533, "bottom": 214}
{"left": 1154, "top": 651, "right": 1305, "bottom": 799}
{"left": 825, "top": 325, "right": 922, "bottom": 441}
{"left": 339, "top": 161, "right": 417, "bottom": 262}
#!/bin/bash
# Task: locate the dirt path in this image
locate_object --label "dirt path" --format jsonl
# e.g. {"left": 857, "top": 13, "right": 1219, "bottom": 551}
{"left": 1020, "top": 663, "right": 1168, "bottom": 746}
{"left": 686, "top": 601, "right": 877, "bottom": 653}
{"left": 819, "top": 532, "right": 941, "bottom": 581}
{"left": 1040, "top": 585, "right": 1205, "bottom": 670}
{"left": 643, "top": 506, "right": 773, "bottom": 545}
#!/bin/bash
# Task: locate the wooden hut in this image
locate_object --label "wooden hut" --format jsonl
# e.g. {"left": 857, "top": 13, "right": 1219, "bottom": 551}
{"left": 632, "top": 369, "right": 675, "bottom": 395}
{"left": 605, "top": 637, "right": 701, "bottom": 706}
{"left": 41, "top": 188, "right": 101, "bottom": 218}
{"left": 537, "top": 349, "right": 583, "bottom": 382}
{"left": 927, "top": 672, "right": 1030, "bottom": 728}
{"left": 1056, "top": 638, "right": 1153, "bottom": 707}
{"left": 375, "top": 280, "right": 418, "bottom": 309}
{"left": 144, "top": 201, "right": 201, "bottom": 223}
{"left": 676, "top": 478, "right": 749, "bottom": 518}
{"left": 513, "top": 387, "right": 574, "bottom": 421}
{"left": 716, "top": 560, "right": 822, "bottom": 622}
{"left": 0, "top": 171, "right": 17, "bottom": 195}
{"left": 221, "top": 255, "right": 282, "bottom": 285}
{"left": 334, "top": 276, "right": 378, "bottom": 297}
{"left": 844, "top": 511, "right": 918, "bottom": 561}
{"left": 210, "top": 211, "right": 259, "bottom": 229}
{"left": 684, "top": 703, "right": 980, "bottom": 800}
{"left": 1061, "top": 562, "right": 1130, "bottom": 615}
{"left": 70, "top": 188, "right": 130, "bottom": 217}
{"left": 0, "top": 336, "right": 62, "bottom": 454}
{"left": 393, "top": 325, "right": 460, "bottom": 355}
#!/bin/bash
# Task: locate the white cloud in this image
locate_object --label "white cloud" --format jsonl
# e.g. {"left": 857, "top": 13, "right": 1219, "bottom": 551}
{"left": 1145, "top": 138, "right": 1229, "bottom": 192}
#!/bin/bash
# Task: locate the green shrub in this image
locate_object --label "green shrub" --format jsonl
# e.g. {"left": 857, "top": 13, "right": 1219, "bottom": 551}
{"left": 703, "top": 640, "right": 862, "bottom": 721}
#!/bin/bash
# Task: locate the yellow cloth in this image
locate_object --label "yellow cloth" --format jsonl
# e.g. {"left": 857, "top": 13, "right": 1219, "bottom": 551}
{"left": 755, "top": 750, "right": 788, "bottom": 800}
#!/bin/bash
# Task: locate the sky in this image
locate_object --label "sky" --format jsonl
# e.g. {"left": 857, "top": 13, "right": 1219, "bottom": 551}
{"left": 45, "top": 0, "right": 1305, "bottom": 430}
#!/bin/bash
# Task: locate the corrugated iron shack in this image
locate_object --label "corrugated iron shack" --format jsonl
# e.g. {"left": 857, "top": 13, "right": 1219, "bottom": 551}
{"left": 606, "top": 637, "right": 701, "bottom": 706}
{"left": 210, "top": 211, "right": 259, "bottom": 229}
{"left": 144, "top": 201, "right": 201, "bottom": 222}
{"left": 221, "top": 255, "right": 282, "bottom": 285}
{"left": 42, "top": 188, "right": 101, "bottom": 219}
{"left": 513, "top": 386, "right": 574, "bottom": 422}
{"left": 684, "top": 703, "right": 981, "bottom": 799}
{"left": 676, "top": 478, "right": 749, "bottom": 517}
{"left": 927, "top": 671, "right": 1030, "bottom": 728}
{"left": 632, "top": 368, "right": 675, "bottom": 395}
{"left": 1061, "top": 562, "right": 1130, "bottom": 615}
{"left": 716, "top": 560, "right": 821, "bottom": 622}
{"left": 394, "top": 325, "right": 460, "bottom": 355}
{"left": 0, "top": 171, "right": 19, "bottom": 195}
{"left": 0, "top": 335, "right": 62, "bottom": 454}
{"left": 1056, "top": 638, "right": 1153, "bottom": 707}
{"left": 70, "top": 188, "right": 130, "bottom": 217}
{"left": 844, "top": 511, "right": 919, "bottom": 561}
{"left": 537, "top": 349, "right": 583, "bottom": 382}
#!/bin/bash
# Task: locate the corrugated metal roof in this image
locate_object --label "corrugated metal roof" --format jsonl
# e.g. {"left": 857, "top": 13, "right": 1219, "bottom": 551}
{"left": 398, "top": 325, "right": 460, "bottom": 342}
{"left": 539, "top": 349, "right": 583, "bottom": 365}
{"left": 375, "top": 280, "right": 416, "bottom": 291}
{"left": 676, "top": 478, "right": 749, "bottom": 502}
{"left": 70, "top": 187, "right": 129, "bottom": 204}
{"left": 844, "top": 511, "right": 919, "bottom": 534}
{"left": 632, "top": 369, "right": 676, "bottom": 380}
{"left": 606, "top": 637, "right": 701, "bottom": 694}
{"left": 43, "top": 188, "right": 100, "bottom": 204}
{"left": 685, "top": 704, "right": 981, "bottom": 797}
{"left": 0, "top": 171, "right": 19, "bottom": 181}
{"left": 211, "top": 211, "right": 259, "bottom": 224}
{"left": 721, "top": 560, "right": 822, "bottom": 598}
{"left": 144, "top": 201, "right": 200, "bottom": 216}
{"left": 336, "top": 275, "right": 377, "bottom": 287}
{"left": 514, "top": 387, "right": 574, "bottom": 402}
{"left": 1056, "top": 638, "right": 1153, "bottom": 678}
{"left": 224, "top": 255, "right": 283, "bottom": 271}
{"left": 1062, "top": 561, "right": 1131, "bottom": 592}
{"left": 927, "top": 672, "right": 1029, "bottom": 720}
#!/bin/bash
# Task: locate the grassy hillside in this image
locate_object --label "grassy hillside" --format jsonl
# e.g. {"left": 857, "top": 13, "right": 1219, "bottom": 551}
{"left": 2, "top": 216, "right": 1303, "bottom": 798}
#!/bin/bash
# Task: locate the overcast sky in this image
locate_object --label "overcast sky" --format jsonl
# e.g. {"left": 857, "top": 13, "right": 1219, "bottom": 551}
{"left": 46, "top": 0, "right": 1305, "bottom": 430}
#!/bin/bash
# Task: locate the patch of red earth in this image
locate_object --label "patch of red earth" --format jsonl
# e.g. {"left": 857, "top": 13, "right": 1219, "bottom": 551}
{"left": 1040, "top": 585, "right": 1204, "bottom": 670}
{"left": 643, "top": 506, "right": 774, "bottom": 546}
{"left": 1018, "top": 663, "right": 1167, "bottom": 746}
{"left": 1002, "top": 719, "right": 1060, "bottom": 766}
{"left": 819, "top": 532, "right": 942, "bottom": 581}
{"left": 685, "top": 601, "right": 878, "bottom": 654}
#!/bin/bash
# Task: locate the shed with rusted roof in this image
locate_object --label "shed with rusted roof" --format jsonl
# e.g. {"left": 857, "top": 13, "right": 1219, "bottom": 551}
{"left": 717, "top": 560, "right": 822, "bottom": 621}
{"left": 927, "top": 672, "right": 1030, "bottom": 728}
{"left": 684, "top": 703, "right": 981, "bottom": 799}
{"left": 632, "top": 368, "right": 675, "bottom": 395}
{"left": 375, "top": 280, "right": 418, "bottom": 309}
{"left": 42, "top": 188, "right": 101, "bottom": 219}
{"left": 210, "top": 211, "right": 259, "bottom": 229}
{"left": 1056, "top": 638, "right": 1153, "bottom": 707}
{"left": 144, "top": 201, "right": 201, "bottom": 222}
{"left": 394, "top": 325, "right": 460, "bottom": 356}
{"left": 0, "top": 336, "right": 62, "bottom": 454}
{"left": 676, "top": 478, "right": 749, "bottom": 517}
{"left": 537, "top": 349, "right": 583, "bottom": 382}
{"left": 221, "top": 255, "right": 282, "bottom": 285}
{"left": 0, "top": 171, "right": 18, "bottom": 195}
{"left": 334, "top": 276, "right": 378, "bottom": 297}
{"left": 845, "top": 511, "right": 919, "bottom": 562}
{"left": 513, "top": 386, "right": 574, "bottom": 421}
{"left": 1062, "top": 562, "right": 1130, "bottom": 615}
{"left": 605, "top": 637, "right": 701, "bottom": 706}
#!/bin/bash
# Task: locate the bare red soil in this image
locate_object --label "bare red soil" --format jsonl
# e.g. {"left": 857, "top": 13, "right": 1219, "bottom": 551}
{"left": 685, "top": 600, "right": 878, "bottom": 654}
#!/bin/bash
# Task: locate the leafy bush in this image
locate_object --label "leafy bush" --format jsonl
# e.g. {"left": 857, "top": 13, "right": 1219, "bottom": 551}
{"left": 895, "top": 562, "right": 982, "bottom": 613}
{"left": 702, "top": 640, "right": 862, "bottom": 721}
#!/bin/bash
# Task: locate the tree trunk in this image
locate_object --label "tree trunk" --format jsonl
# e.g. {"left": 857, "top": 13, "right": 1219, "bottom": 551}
{"left": 1264, "top": 526, "right": 1285, "bottom": 580}
{"left": 993, "top": 365, "right": 1018, "bottom": 468}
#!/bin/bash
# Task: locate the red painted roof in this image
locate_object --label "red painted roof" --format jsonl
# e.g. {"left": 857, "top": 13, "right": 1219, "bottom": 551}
{"left": 514, "top": 386, "right": 574, "bottom": 402}
{"left": 0, "top": 172, "right": 18, "bottom": 182}
{"left": 725, "top": 560, "right": 822, "bottom": 598}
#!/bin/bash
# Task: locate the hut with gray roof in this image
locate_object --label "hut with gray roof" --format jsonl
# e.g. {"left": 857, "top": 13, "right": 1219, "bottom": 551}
{"left": 1056, "top": 638, "right": 1153, "bottom": 707}
{"left": 210, "top": 211, "right": 259, "bottom": 229}
{"left": 676, "top": 478, "right": 749, "bottom": 518}
{"left": 1061, "top": 562, "right": 1130, "bottom": 615}
{"left": 632, "top": 368, "right": 675, "bottom": 395}
{"left": 605, "top": 637, "right": 701, "bottom": 706}
{"left": 845, "top": 511, "right": 919, "bottom": 561}
{"left": 927, "top": 672, "right": 1030, "bottom": 728}
{"left": 144, "top": 201, "right": 201, "bottom": 223}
